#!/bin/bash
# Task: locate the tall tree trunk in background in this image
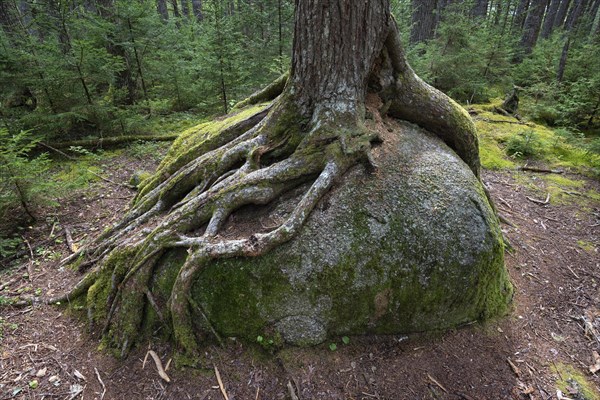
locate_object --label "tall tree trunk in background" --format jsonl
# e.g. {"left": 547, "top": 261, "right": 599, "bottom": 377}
{"left": 171, "top": 0, "right": 181, "bottom": 19}
{"left": 410, "top": 0, "right": 437, "bottom": 44}
{"left": 191, "top": 0, "right": 203, "bottom": 21}
{"left": 557, "top": 0, "right": 586, "bottom": 81}
{"left": 520, "top": 0, "right": 547, "bottom": 55}
{"left": 541, "top": 0, "right": 561, "bottom": 37}
{"left": 180, "top": 0, "right": 190, "bottom": 18}
{"left": 472, "top": 0, "right": 490, "bottom": 18}
{"left": 513, "top": 0, "right": 531, "bottom": 31}
{"left": 590, "top": 0, "right": 600, "bottom": 36}
{"left": 553, "top": 0, "right": 571, "bottom": 28}
{"left": 0, "top": 1, "right": 18, "bottom": 37}
{"left": 564, "top": 0, "right": 586, "bottom": 29}
{"left": 157, "top": 0, "right": 169, "bottom": 21}
{"left": 96, "top": 0, "right": 137, "bottom": 105}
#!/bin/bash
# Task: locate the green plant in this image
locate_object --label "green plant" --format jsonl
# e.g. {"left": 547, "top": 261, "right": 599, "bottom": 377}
{"left": 0, "top": 236, "right": 23, "bottom": 258}
{"left": 0, "top": 128, "right": 51, "bottom": 222}
{"left": 505, "top": 129, "right": 540, "bottom": 158}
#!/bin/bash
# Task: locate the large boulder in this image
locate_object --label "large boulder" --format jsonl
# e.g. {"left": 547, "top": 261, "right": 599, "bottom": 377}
{"left": 152, "top": 120, "right": 512, "bottom": 346}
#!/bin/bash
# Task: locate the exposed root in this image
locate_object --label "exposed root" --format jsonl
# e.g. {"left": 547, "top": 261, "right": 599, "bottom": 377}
{"left": 4, "top": 15, "right": 488, "bottom": 358}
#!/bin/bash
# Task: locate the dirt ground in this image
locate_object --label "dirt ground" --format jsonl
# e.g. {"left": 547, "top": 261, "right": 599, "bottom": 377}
{"left": 1, "top": 150, "right": 599, "bottom": 400}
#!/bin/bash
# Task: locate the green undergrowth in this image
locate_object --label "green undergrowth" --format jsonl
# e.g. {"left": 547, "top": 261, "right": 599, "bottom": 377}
{"left": 472, "top": 102, "right": 600, "bottom": 176}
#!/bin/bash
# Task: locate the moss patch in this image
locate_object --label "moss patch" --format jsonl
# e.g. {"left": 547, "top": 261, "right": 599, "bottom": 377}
{"left": 552, "top": 363, "right": 600, "bottom": 400}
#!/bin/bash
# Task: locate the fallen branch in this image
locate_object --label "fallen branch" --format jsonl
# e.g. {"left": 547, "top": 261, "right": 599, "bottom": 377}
{"left": 147, "top": 350, "right": 171, "bottom": 383}
{"left": 214, "top": 365, "right": 230, "bottom": 400}
{"left": 526, "top": 193, "right": 550, "bottom": 205}
{"left": 518, "top": 166, "right": 564, "bottom": 174}
{"left": 94, "top": 368, "right": 106, "bottom": 400}
{"left": 477, "top": 117, "right": 533, "bottom": 126}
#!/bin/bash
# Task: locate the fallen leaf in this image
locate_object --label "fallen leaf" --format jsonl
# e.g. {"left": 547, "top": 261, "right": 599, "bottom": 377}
{"left": 36, "top": 367, "right": 47, "bottom": 377}
{"left": 590, "top": 351, "right": 600, "bottom": 374}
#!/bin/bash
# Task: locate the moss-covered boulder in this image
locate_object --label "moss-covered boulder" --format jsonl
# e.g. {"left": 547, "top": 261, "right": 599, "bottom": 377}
{"left": 151, "top": 120, "right": 512, "bottom": 346}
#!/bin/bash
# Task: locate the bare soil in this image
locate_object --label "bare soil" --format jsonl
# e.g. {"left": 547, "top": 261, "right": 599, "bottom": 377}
{"left": 1, "top": 150, "right": 599, "bottom": 400}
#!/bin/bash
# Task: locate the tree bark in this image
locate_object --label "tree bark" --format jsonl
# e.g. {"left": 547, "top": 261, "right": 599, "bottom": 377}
{"left": 472, "top": 0, "right": 490, "bottom": 18}
{"left": 290, "top": 0, "right": 390, "bottom": 118}
{"left": 513, "top": 0, "right": 531, "bottom": 31}
{"left": 157, "top": 0, "right": 169, "bottom": 21}
{"left": 540, "top": 0, "right": 561, "bottom": 38}
{"left": 553, "top": 0, "right": 571, "bottom": 28}
{"left": 191, "top": 0, "right": 203, "bottom": 21}
{"left": 520, "top": 0, "right": 548, "bottom": 54}
{"left": 410, "top": 0, "right": 437, "bottom": 44}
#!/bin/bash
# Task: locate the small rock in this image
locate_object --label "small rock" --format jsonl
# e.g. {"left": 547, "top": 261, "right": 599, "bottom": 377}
{"left": 36, "top": 368, "right": 47, "bottom": 377}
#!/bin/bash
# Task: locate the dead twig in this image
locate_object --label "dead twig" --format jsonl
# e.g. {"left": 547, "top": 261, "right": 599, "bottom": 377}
{"left": 507, "top": 357, "right": 521, "bottom": 377}
{"left": 64, "top": 227, "right": 78, "bottom": 253}
{"left": 518, "top": 166, "right": 564, "bottom": 174}
{"left": 94, "top": 368, "right": 106, "bottom": 400}
{"left": 427, "top": 373, "right": 448, "bottom": 393}
{"left": 287, "top": 381, "right": 299, "bottom": 400}
{"left": 147, "top": 350, "right": 171, "bottom": 383}
{"left": 526, "top": 193, "right": 550, "bottom": 205}
{"left": 214, "top": 365, "right": 230, "bottom": 400}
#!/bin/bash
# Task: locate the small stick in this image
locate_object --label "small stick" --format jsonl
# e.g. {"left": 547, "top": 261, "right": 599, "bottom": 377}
{"left": 94, "top": 367, "right": 106, "bottom": 400}
{"left": 255, "top": 387, "right": 260, "bottom": 400}
{"left": 22, "top": 237, "right": 34, "bottom": 282}
{"left": 287, "top": 381, "right": 300, "bottom": 400}
{"left": 65, "top": 227, "right": 77, "bottom": 253}
{"left": 518, "top": 166, "right": 564, "bottom": 174}
{"left": 214, "top": 365, "right": 230, "bottom": 400}
{"left": 148, "top": 350, "right": 171, "bottom": 383}
{"left": 427, "top": 373, "right": 448, "bottom": 393}
{"left": 507, "top": 358, "right": 521, "bottom": 377}
{"left": 566, "top": 266, "right": 580, "bottom": 280}
{"left": 526, "top": 193, "right": 550, "bottom": 205}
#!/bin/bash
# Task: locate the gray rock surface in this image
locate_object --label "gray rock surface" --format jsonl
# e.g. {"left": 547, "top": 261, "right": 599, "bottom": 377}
{"left": 155, "top": 121, "right": 512, "bottom": 345}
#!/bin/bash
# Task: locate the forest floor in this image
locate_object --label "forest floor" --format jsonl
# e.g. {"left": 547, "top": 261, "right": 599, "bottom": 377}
{"left": 0, "top": 145, "right": 599, "bottom": 400}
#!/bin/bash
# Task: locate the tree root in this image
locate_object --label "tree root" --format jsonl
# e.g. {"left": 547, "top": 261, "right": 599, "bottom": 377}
{"left": 3, "top": 18, "right": 489, "bottom": 358}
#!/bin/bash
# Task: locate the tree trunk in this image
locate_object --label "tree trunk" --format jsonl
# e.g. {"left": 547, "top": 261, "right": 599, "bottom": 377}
{"left": 157, "top": 0, "right": 169, "bottom": 21}
{"left": 410, "top": 0, "right": 437, "bottom": 44}
{"left": 180, "top": 0, "right": 190, "bottom": 17}
{"left": 540, "top": 0, "right": 561, "bottom": 38}
{"left": 472, "top": 0, "right": 490, "bottom": 18}
{"left": 553, "top": 0, "right": 571, "bottom": 28}
{"left": 191, "top": 0, "right": 203, "bottom": 21}
{"left": 520, "top": 0, "right": 547, "bottom": 54}
{"left": 27, "top": 0, "right": 484, "bottom": 357}
{"left": 513, "top": 0, "right": 531, "bottom": 31}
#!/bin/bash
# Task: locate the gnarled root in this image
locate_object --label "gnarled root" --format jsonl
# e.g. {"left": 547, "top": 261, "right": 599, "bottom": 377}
{"left": 8, "top": 21, "right": 485, "bottom": 358}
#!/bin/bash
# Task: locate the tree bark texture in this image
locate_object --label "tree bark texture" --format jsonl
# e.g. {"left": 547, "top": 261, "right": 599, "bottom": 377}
{"left": 157, "top": 0, "right": 169, "bottom": 21}
{"left": 472, "top": 0, "right": 490, "bottom": 18}
{"left": 290, "top": 0, "right": 390, "bottom": 119}
{"left": 513, "top": 0, "right": 531, "bottom": 31}
{"left": 553, "top": 0, "right": 571, "bottom": 28}
{"left": 520, "top": 0, "right": 547, "bottom": 54}
{"left": 191, "top": 0, "right": 203, "bottom": 21}
{"left": 540, "top": 0, "right": 561, "bottom": 37}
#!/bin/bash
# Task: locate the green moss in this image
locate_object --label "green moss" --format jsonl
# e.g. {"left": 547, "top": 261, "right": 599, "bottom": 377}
{"left": 577, "top": 240, "right": 596, "bottom": 252}
{"left": 471, "top": 103, "right": 600, "bottom": 174}
{"left": 552, "top": 363, "right": 600, "bottom": 400}
{"left": 136, "top": 103, "right": 270, "bottom": 200}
